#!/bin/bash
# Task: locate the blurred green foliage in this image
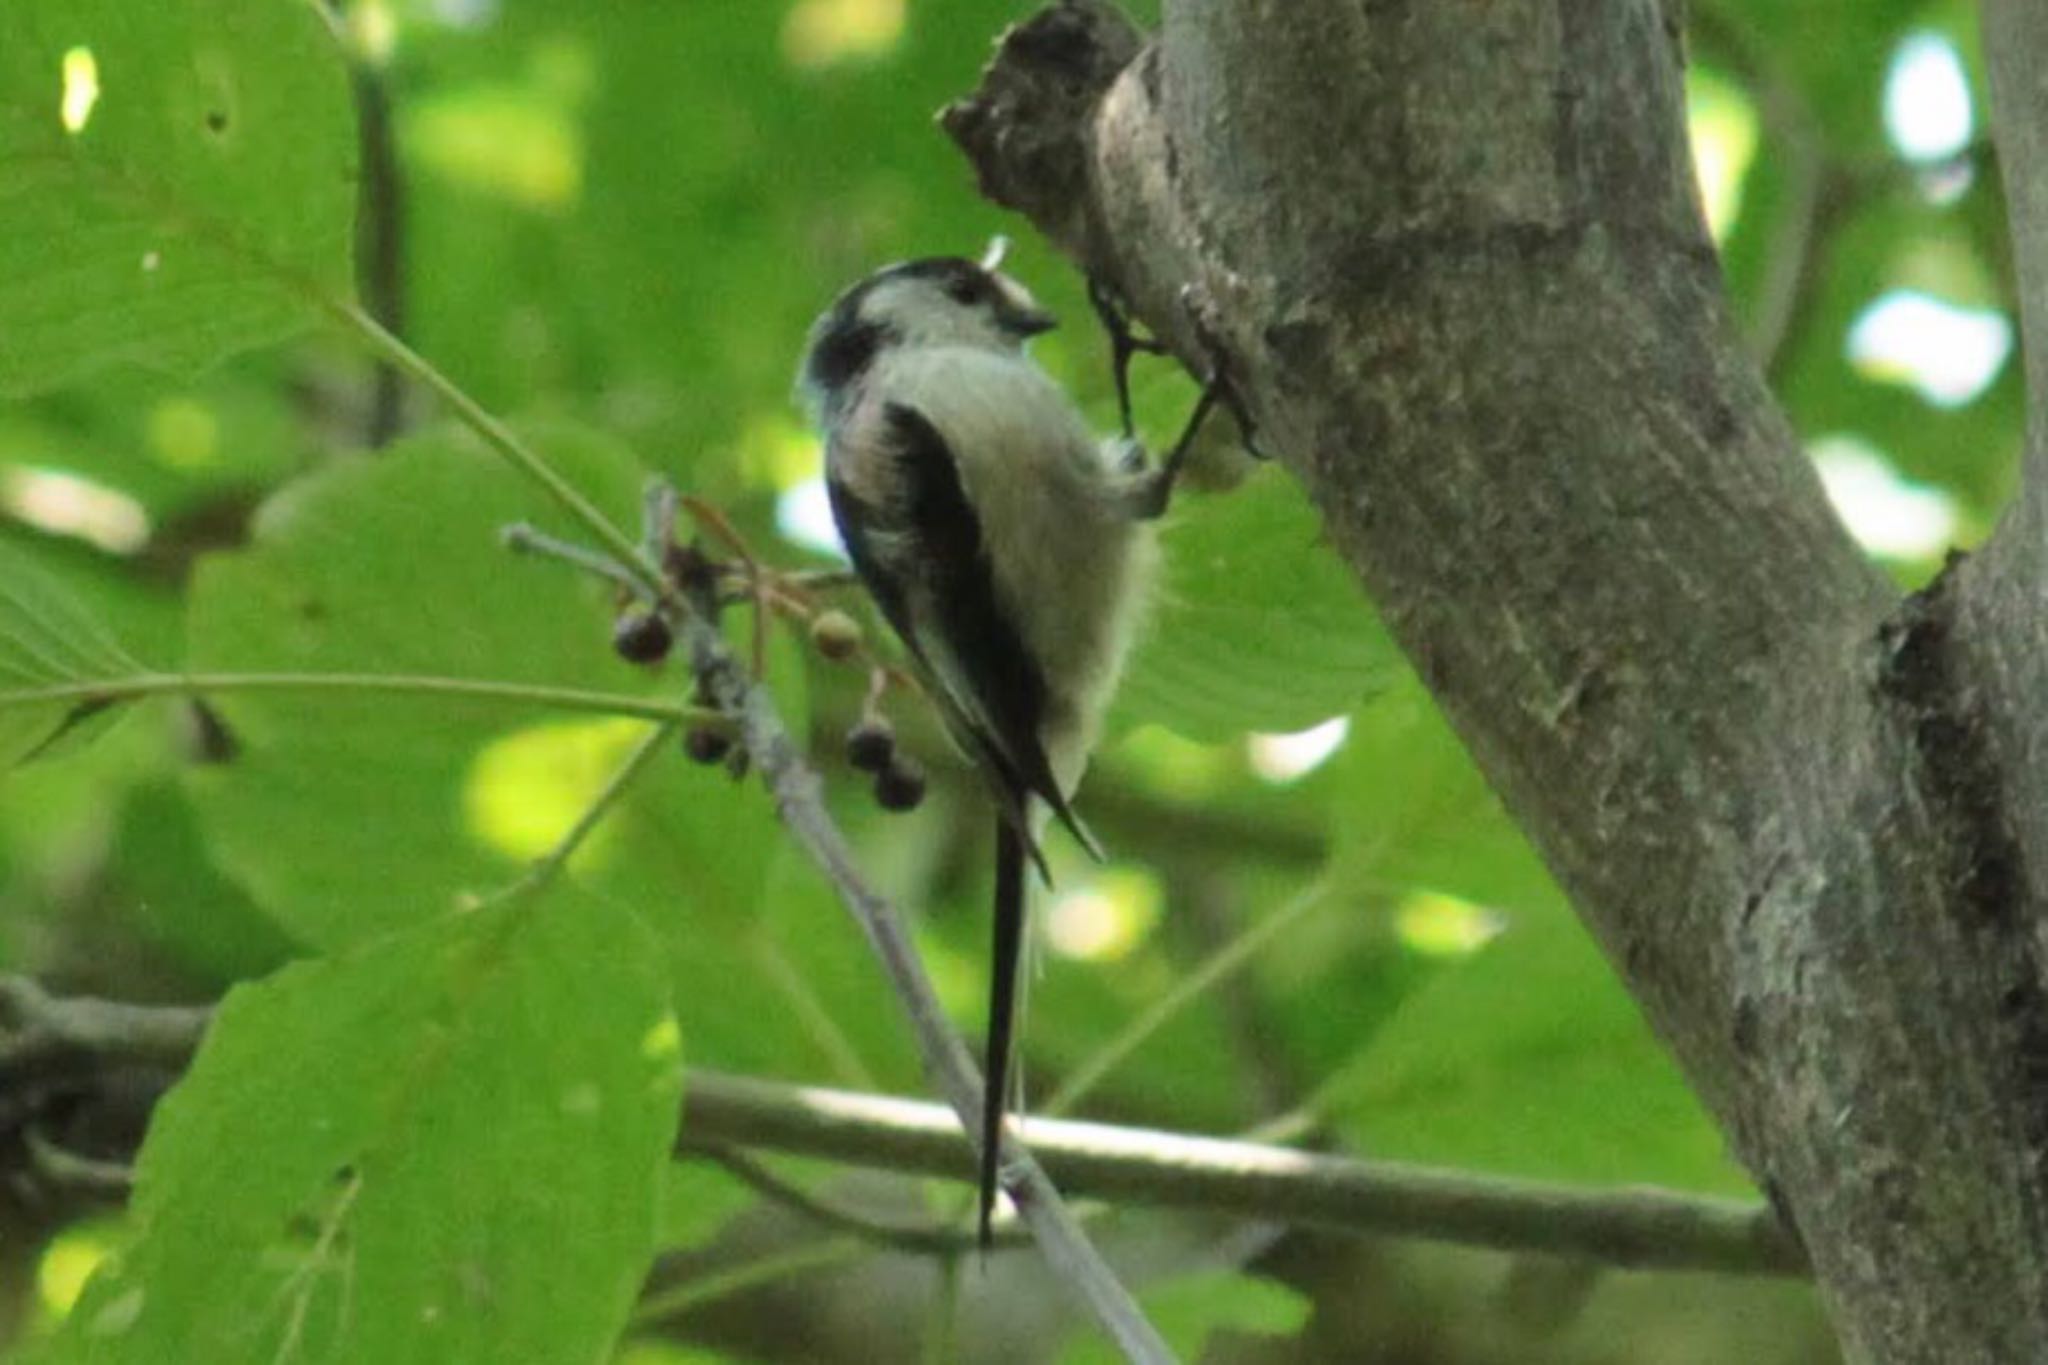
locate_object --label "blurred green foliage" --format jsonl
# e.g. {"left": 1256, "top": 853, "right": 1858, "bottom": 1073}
{"left": 0, "top": 0, "right": 2007, "bottom": 1360}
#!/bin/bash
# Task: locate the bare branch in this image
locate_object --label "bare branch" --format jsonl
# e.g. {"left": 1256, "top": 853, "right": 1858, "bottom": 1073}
{"left": 677, "top": 1071, "right": 1804, "bottom": 1277}
{"left": 0, "top": 979, "right": 1803, "bottom": 1278}
{"left": 0, "top": 977, "right": 208, "bottom": 1077}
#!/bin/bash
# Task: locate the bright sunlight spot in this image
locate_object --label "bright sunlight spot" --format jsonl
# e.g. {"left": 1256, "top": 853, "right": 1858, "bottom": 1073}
{"left": 1, "top": 467, "right": 150, "bottom": 554}
{"left": 1848, "top": 290, "right": 2011, "bottom": 408}
{"left": 1394, "top": 890, "right": 1505, "bottom": 959}
{"left": 782, "top": 0, "right": 907, "bottom": 70}
{"left": 1886, "top": 32, "right": 1973, "bottom": 163}
{"left": 60, "top": 47, "right": 99, "bottom": 135}
{"left": 36, "top": 1222, "right": 114, "bottom": 1320}
{"left": 404, "top": 85, "right": 583, "bottom": 211}
{"left": 641, "top": 1013, "right": 682, "bottom": 1063}
{"left": 918, "top": 921, "right": 982, "bottom": 1020}
{"left": 1106, "top": 724, "right": 1241, "bottom": 799}
{"left": 738, "top": 416, "right": 825, "bottom": 490}
{"left": 775, "top": 475, "right": 847, "bottom": 559}
{"left": 348, "top": 0, "right": 399, "bottom": 65}
{"left": 145, "top": 398, "right": 221, "bottom": 471}
{"left": 1046, "top": 868, "right": 1163, "bottom": 963}
{"left": 1248, "top": 716, "right": 1350, "bottom": 785}
{"left": 462, "top": 717, "right": 649, "bottom": 866}
{"left": 1811, "top": 436, "right": 1959, "bottom": 561}
{"left": 1685, "top": 69, "right": 1759, "bottom": 242}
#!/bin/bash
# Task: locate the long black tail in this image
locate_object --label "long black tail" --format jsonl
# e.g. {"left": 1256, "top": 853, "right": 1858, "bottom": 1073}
{"left": 980, "top": 817, "right": 1028, "bottom": 1247}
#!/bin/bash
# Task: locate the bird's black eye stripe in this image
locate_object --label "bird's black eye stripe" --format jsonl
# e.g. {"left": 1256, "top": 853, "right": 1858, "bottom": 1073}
{"left": 805, "top": 302, "right": 891, "bottom": 396}
{"left": 944, "top": 269, "right": 991, "bottom": 305}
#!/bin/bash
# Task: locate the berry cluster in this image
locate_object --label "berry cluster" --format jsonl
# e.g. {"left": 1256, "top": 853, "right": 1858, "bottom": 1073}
{"left": 604, "top": 571, "right": 924, "bottom": 813}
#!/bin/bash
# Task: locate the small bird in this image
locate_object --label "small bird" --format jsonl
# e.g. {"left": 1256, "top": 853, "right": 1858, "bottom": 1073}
{"left": 800, "top": 245, "right": 1199, "bottom": 1245}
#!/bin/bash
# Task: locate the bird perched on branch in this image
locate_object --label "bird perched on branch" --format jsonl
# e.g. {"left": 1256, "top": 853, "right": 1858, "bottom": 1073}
{"left": 800, "top": 241, "right": 1211, "bottom": 1246}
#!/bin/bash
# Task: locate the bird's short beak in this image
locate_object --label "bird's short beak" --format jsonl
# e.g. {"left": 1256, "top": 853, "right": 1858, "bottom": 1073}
{"left": 1010, "top": 306, "right": 1058, "bottom": 338}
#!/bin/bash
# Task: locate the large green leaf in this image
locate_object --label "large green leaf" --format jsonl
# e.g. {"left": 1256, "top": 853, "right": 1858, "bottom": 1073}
{"left": 183, "top": 424, "right": 666, "bottom": 948}
{"left": 1328, "top": 679, "right": 1567, "bottom": 912}
{"left": 1114, "top": 470, "right": 1397, "bottom": 742}
{"left": 1326, "top": 912, "right": 1750, "bottom": 1195}
{"left": 112, "top": 780, "right": 301, "bottom": 982}
{"left": 50, "top": 886, "right": 682, "bottom": 1365}
{"left": 1318, "top": 680, "right": 1745, "bottom": 1192}
{"left": 0, "top": 0, "right": 356, "bottom": 396}
{"left": 183, "top": 423, "right": 908, "bottom": 1084}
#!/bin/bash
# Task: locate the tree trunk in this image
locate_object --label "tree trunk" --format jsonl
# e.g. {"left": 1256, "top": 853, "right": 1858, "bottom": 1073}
{"left": 944, "top": 3, "right": 2048, "bottom": 1360}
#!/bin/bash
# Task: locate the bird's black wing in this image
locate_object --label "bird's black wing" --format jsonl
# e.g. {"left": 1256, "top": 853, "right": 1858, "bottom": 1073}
{"left": 825, "top": 401, "right": 1094, "bottom": 859}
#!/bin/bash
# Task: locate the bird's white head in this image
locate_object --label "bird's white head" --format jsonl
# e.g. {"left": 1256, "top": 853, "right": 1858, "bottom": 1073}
{"left": 800, "top": 246, "right": 1056, "bottom": 415}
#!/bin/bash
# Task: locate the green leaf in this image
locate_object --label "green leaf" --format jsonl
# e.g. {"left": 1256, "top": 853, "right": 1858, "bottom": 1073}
{"left": 613, "top": 1344, "right": 746, "bottom": 1365}
{"left": 1114, "top": 470, "right": 1397, "bottom": 742}
{"left": 183, "top": 423, "right": 907, "bottom": 1085}
{"left": 1327, "top": 911, "right": 1750, "bottom": 1195}
{"left": 52, "top": 887, "right": 682, "bottom": 1365}
{"left": 1317, "top": 679, "right": 1747, "bottom": 1193}
{"left": 1058, "top": 1271, "right": 1311, "bottom": 1365}
{"left": 183, "top": 423, "right": 664, "bottom": 948}
{"left": 111, "top": 780, "right": 302, "bottom": 983}
{"left": 0, "top": 0, "right": 356, "bottom": 396}
{"left": 655, "top": 1161, "right": 755, "bottom": 1254}
{"left": 0, "top": 540, "right": 150, "bottom": 767}
{"left": 1329, "top": 678, "right": 1564, "bottom": 912}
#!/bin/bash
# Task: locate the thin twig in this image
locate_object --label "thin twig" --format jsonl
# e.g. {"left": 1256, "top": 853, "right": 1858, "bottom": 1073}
{"left": 23, "top": 1128, "right": 134, "bottom": 1199}
{"left": 0, "top": 672, "right": 712, "bottom": 725}
{"left": 510, "top": 720, "right": 679, "bottom": 894}
{"left": 343, "top": 21, "right": 409, "bottom": 447}
{"left": 1043, "top": 879, "right": 1331, "bottom": 1118}
{"left": 747, "top": 935, "right": 880, "bottom": 1091}
{"left": 502, "top": 523, "right": 652, "bottom": 600}
{"left": 780, "top": 568, "right": 863, "bottom": 594}
{"left": 321, "top": 300, "right": 668, "bottom": 600}
{"left": 633, "top": 1239, "right": 864, "bottom": 1330}
{"left": 680, "top": 495, "right": 772, "bottom": 677}
{"left": 675, "top": 597, "right": 1178, "bottom": 1364}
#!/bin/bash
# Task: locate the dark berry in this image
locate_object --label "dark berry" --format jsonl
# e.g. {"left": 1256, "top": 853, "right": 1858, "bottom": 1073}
{"left": 613, "top": 610, "right": 673, "bottom": 664}
{"left": 845, "top": 718, "right": 896, "bottom": 772}
{"left": 684, "top": 725, "right": 732, "bottom": 765}
{"left": 874, "top": 755, "right": 926, "bottom": 811}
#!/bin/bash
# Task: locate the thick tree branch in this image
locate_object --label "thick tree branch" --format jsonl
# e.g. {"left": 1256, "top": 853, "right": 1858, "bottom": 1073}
{"left": 1971, "top": 5, "right": 2048, "bottom": 863}
{"left": 945, "top": 4, "right": 2048, "bottom": 1360}
{"left": 0, "top": 980, "right": 1802, "bottom": 1277}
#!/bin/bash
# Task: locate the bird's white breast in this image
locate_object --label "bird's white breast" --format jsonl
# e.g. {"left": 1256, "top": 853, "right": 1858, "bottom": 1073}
{"left": 869, "top": 346, "right": 1155, "bottom": 792}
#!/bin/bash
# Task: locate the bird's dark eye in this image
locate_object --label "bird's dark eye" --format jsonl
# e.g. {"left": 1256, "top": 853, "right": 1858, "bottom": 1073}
{"left": 945, "top": 271, "right": 990, "bottom": 305}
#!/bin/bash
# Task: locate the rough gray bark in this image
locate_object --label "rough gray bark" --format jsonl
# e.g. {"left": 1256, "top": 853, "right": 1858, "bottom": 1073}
{"left": 944, "top": 3, "right": 2048, "bottom": 1361}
